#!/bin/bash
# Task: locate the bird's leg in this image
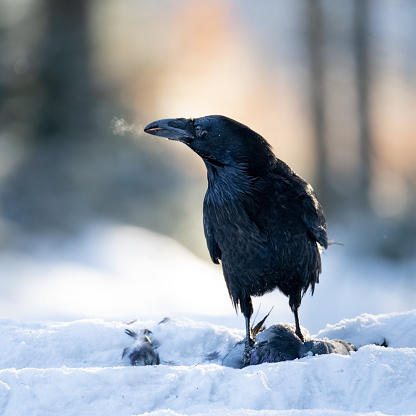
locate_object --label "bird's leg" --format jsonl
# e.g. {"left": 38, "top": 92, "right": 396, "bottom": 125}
{"left": 240, "top": 295, "right": 255, "bottom": 366}
{"left": 293, "top": 308, "right": 304, "bottom": 342}
{"left": 242, "top": 315, "right": 255, "bottom": 367}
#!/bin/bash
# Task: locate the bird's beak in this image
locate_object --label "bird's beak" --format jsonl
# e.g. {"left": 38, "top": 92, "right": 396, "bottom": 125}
{"left": 144, "top": 118, "right": 194, "bottom": 142}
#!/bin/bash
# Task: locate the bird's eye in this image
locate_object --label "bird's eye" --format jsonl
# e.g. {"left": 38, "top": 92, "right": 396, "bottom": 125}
{"left": 195, "top": 125, "right": 204, "bottom": 137}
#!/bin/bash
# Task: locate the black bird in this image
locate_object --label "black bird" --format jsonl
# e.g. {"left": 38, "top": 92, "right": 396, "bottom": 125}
{"left": 144, "top": 115, "right": 328, "bottom": 365}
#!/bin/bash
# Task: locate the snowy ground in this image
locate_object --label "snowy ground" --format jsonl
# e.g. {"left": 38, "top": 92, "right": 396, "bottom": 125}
{"left": 0, "top": 223, "right": 415, "bottom": 415}
{"left": 1, "top": 311, "right": 416, "bottom": 416}
{"left": 0, "top": 223, "right": 415, "bottom": 333}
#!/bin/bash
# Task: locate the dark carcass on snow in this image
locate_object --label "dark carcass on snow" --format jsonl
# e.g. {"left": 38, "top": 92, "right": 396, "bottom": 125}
{"left": 122, "top": 329, "right": 160, "bottom": 366}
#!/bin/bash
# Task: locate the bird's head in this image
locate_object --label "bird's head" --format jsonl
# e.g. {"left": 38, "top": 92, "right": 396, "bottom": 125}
{"left": 144, "top": 115, "right": 275, "bottom": 174}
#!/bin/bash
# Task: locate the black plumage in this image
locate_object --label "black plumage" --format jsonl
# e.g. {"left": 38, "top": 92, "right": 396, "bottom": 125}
{"left": 144, "top": 115, "right": 328, "bottom": 365}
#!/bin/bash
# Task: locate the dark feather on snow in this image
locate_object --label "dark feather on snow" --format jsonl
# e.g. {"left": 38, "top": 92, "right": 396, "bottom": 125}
{"left": 123, "top": 328, "right": 160, "bottom": 366}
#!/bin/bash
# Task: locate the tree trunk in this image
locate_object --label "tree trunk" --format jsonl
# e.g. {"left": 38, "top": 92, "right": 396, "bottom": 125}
{"left": 353, "top": 0, "right": 372, "bottom": 209}
{"left": 305, "top": 0, "right": 331, "bottom": 209}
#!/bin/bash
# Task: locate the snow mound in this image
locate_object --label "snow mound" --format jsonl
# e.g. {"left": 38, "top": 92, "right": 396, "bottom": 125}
{"left": 316, "top": 310, "right": 416, "bottom": 348}
{"left": 1, "top": 311, "right": 416, "bottom": 416}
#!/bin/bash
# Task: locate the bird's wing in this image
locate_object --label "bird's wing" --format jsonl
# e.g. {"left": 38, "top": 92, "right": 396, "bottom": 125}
{"left": 271, "top": 163, "right": 328, "bottom": 250}
{"left": 297, "top": 183, "right": 328, "bottom": 249}
{"left": 203, "top": 212, "right": 221, "bottom": 264}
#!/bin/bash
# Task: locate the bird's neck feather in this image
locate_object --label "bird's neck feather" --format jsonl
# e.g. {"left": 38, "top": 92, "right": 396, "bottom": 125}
{"left": 206, "top": 163, "right": 259, "bottom": 202}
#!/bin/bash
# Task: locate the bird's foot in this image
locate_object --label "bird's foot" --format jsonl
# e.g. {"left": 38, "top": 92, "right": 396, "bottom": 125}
{"left": 242, "top": 336, "right": 255, "bottom": 367}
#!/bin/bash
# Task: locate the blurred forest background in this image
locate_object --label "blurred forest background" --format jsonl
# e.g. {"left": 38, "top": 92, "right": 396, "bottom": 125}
{"left": 1, "top": 0, "right": 415, "bottom": 262}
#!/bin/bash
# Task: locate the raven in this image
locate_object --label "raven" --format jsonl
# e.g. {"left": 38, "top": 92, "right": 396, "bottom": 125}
{"left": 144, "top": 115, "right": 328, "bottom": 365}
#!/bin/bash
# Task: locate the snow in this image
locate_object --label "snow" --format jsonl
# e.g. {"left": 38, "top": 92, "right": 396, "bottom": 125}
{"left": 0, "top": 225, "right": 234, "bottom": 325}
{"left": 1, "top": 312, "right": 416, "bottom": 416}
{"left": 316, "top": 311, "right": 416, "bottom": 349}
{"left": 0, "top": 223, "right": 415, "bottom": 334}
{"left": 0, "top": 223, "right": 416, "bottom": 415}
